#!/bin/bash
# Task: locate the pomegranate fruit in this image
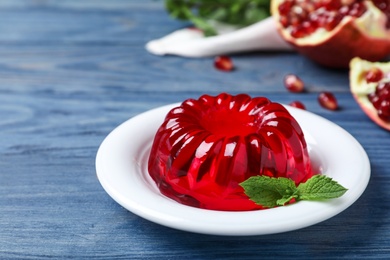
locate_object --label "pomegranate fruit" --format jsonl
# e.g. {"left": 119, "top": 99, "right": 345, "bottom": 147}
{"left": 350, "top": 57, "right": 390, "bottom": 130}
{"left": 148, "top": 93, "right": 313, "bottom": 211}
{"left": 271, "top": 0, "right": 390, "bottom": 68}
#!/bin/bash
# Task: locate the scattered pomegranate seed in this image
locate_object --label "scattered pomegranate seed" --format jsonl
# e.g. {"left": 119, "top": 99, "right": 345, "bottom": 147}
{"left": 214, "top": 56, "right": 234, "bottom": 71}
{"left": 365, "top": 67, "right": 384, "bottom": 83}
{"left": 284, "top": 74, "right": 305, "bottom": 92}
{"left": 289, "top": 101, "right": 306, "bottom": 110}
{"left": 318, "top": 92, "right": 338, "bottom": 110}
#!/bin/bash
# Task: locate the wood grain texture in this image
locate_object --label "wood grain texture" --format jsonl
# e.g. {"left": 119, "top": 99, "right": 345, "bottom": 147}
{"left": 0, "top": 0, "right": 389, "bottom": 259}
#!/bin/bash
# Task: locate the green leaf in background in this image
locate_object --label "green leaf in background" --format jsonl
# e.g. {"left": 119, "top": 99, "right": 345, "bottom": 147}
{"left": 164, "top": 0, "right": 271, "bottom": 36}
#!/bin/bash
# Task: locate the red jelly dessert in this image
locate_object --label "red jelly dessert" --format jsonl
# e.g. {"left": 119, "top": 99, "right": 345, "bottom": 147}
{"left": 148, "top": 93, "right": 312, "bottom": 211}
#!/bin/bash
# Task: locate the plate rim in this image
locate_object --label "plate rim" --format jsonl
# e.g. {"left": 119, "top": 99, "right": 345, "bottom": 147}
{"left": 96, "top": 103, "right": 371, "bottom": 236}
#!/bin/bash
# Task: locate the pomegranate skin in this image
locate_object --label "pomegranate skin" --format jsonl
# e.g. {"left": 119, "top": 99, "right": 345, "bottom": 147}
{"left": 148, "top": 93, "right": 313, "bottom": 211}
{"left": 350, "top": 57, "right": 390, "bottom": 131}
{"left": 271, "top": 0, "right": 390, "bottom": 68}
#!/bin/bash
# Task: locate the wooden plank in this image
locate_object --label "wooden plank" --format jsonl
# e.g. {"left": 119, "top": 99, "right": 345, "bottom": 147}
{"left": 0, "top": 0, "right": 178, "bottom": 45}
{"left": 1, "top": 1, "right": 389, "bottom": 259}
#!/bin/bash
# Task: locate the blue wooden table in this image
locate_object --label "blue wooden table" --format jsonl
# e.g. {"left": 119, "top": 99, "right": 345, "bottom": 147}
{"left": 1, "top": 1, "right": 389, "bottom": 259}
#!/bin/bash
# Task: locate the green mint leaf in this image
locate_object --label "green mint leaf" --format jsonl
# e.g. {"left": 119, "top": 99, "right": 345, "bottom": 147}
{"left": 240, "top": 176, "right": 297, "bottom": 208}
{"left": 297, "top": 175, "right": 348, "bottom": 201}
{"left": 240, "top": 174, "right": 348, "bottom": 209}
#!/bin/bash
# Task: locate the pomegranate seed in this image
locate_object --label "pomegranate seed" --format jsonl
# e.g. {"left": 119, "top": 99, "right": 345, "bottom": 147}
{"left": 368, "top": 81, "right": 390, "bottom": 113}
{"left": 324, "top": 0, "right": 341, "bottom": 11}
{"left": 339, "top": 6, "right": 350, "bottom": 15}
{"left": 278, "top": 0, "right": 294, "bottom": 16}
{"left": 368, "top": 92, "right": 382, "bottom": 109}
{"left": 318, "top": 91, "right": 338, "bottom": 110}
{"left": 289, "top": 101, "right": 306, "bottom": 110}
{"left": 291, "top": 25, "right": 308, "bottom": 38}
{"left": 376, "top": 82, "right": 390, "bottom": 97}
{"left": 378, "top": 100, "right": 390, "bottom": 122}
{"left": 365, "top": 67, "right": 384, "bottom": 83}
{"left": 324, "top": 14, "right": 343, "bottom": 31}
{"left": 214, "top": 56, "right": 234, "bottom": 71}
{"left": 349, "top": 3, "right": 366, "bottom": 17}
{"left": 290, "top": 16, "right": 301, "bottom": 27}
{"left": 380, "top": 90, "right": 390, "bottom": 101}
{"left": 302, "top": 20, "right": 317, "bottom": 34}
{"left": 280, "top": 16, "right": 290, "bottom": 27}
{"left": 284, "top": 74, "right": 305, "bottom": 92}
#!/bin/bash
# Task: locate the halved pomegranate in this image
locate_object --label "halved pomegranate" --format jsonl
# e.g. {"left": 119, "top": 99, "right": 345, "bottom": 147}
{"left": 350, "top": 57, "right": 390, "bottom": 131}
{"left": 271, "top": 0, "right": 390, "bottom": 68}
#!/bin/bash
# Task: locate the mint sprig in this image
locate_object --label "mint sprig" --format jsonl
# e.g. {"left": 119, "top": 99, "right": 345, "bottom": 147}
{"left": 240, "top": 175, "right": 348, "bottom": 208}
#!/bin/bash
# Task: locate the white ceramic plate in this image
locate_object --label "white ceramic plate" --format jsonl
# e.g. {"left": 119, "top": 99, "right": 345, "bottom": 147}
{"left": 96, "top": 103, "right": 370, "bottom": 236}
